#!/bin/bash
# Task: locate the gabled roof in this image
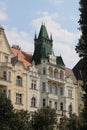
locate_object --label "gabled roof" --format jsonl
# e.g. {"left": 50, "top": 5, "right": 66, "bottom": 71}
{"left": 11, "top": 47, "right": 32, "bottom": 69}
{"left": 38, "top": 24, "right": 49, "bottom": 39}
{"left": 0, "top": 26, "right": 13, "bottom": 54}
{"left": 56, "top": 56, "right": 65, "bottom": 67}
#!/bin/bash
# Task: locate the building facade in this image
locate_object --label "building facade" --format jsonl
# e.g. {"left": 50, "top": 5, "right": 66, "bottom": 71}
{"left": 0, "top": 24, "right": 82, "bottom": 118}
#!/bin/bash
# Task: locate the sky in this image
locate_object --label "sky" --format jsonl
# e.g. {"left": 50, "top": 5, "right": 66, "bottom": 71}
{"left": 0, "top": 0, "right": 80, "bottom": 68}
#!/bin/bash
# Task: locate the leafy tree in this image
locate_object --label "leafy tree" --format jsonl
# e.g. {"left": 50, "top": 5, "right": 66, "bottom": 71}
{"left": 12, "top": 110, "right": 31, "bottom": 130}
{"left": 76, "top": 0, "right": 87, "bottom": 129}
{"left": 0, "top": 91, "right": 31, "bottom": 130}
{"left": 58, "top": 114, "right": 83, "bottom": 130}
{"left": 0, "top": 91, "right": 14, "bottom": 130}
{"left": 31, "top": 106, "right": 57, "bottom": 130}
{"left": 58, "top": 116, "right": 69, "bottom": 130}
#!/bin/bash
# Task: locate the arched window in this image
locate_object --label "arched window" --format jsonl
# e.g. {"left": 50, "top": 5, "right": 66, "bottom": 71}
{"left": 60, "top": 70, "right": 64, "bottom": 80}
{"left": 31, "top": 97, "right": 36, "bottom": 107}
{"left": 54, "top": 69, "right": 58, "bottom": 78}
{"left": 48, "top": 67, "right": 53, "bottom": 77}
{"left": 16, "top": 76, "right": 22, "bottom": 86}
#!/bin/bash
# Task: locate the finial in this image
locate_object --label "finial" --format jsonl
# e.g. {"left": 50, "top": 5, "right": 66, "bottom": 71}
{"left": 50, "top": 33, "right": 53, "bottom": 41}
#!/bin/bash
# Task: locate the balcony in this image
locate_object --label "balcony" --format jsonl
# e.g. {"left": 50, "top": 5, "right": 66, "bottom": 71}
{"left": 0, "top": 77, "right": 12, "bottom": 87}
{"left": 1, "top": 62, "right": 12, "bottom": 69}
{"left": 47, "top": 75, "right": 65, "bottom": 84}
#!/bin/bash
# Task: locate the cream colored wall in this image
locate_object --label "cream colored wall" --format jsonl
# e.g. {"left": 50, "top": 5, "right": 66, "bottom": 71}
{"left": 0, "top": 27, "right": 27, "bottom": 111}
{"left": 11, "top": 64, "right": 27, "bottom": 110}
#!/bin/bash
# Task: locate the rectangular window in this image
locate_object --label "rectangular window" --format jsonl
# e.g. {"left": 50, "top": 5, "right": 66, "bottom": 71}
{"left": 68, "top": 89, "right": 72, "bottom": 98}
{"left": 42, "top": 82, "right": 46, "bottom": 92}
{"left": 31, "top": 80, "right": 36, "bottom": 90}
{"left": 60, "top": 87, "right": 63, "bottom": 95}
{"left": 16, "top": 93, "right": 22, "bottom": 104}
{"left": 54, "top": 86, "right": 57, "bottom": 95}
{"left": 49, "top": 86, "right": 52, "bottom": 94}
{"left": 3, "top": 71, "right": 7, "bottom": 80}
{"left": 43, "top": 99, "right": 46, "bottom": 107}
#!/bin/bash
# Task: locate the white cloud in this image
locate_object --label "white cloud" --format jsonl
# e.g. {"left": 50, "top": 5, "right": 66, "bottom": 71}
{"left": 6, "top": 28, "right": 33, "bottom": 54}
{"left": 0, "top": 1, "right": 8, "bottom": 21}
{"left": 32, "top": 12, "right": 80, "bottom": 68}
{"left": 0, "top": 10, "right": 8, "bottom": 21}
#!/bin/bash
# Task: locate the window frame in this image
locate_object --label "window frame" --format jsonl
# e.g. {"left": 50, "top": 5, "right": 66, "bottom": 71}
{"left": 16, "top": 75, "right": 22, "bottom": 86}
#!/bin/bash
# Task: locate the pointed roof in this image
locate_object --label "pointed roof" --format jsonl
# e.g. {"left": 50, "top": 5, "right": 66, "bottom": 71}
{"left": 38, "top": 24, "right": 49, "bottom": 39}
{"left": 11, "top": 47, "right": 32, "bottom": 68}
{"left": 56, "top": 56, "right": 65, "bottom": 66}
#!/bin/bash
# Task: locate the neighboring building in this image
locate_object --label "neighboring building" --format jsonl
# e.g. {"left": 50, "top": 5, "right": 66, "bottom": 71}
{"left": 0, "top": 26, "right": 31, "bottom": 110}
{"left": 73, "top": 59, "right": 84, "bottom": 114}
{"left": 0, "top": 24, "right": 82, "bottom": 118}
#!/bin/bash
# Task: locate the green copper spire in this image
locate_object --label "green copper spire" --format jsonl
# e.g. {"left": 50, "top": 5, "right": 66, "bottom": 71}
{"left": 38, "top": 24, "right": 49, "bottom": 39}
{"left": 33, "top": 24, "right": 53, "bottom": 65}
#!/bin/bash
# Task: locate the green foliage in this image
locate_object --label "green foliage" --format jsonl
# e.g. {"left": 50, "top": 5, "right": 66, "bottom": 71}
{"left": 76, "top": 0, "right": 87, "bottom": 129}
{"left": 58, "top": 114, "right": 83, "bottom": 130}
{"left": 58, "top": 116, "right": 69, "bottom": 130}
{"left": 76, "top": 0, "right": 87, "bottom": 58}
{"left": 12, "top": 110, "right": 31, "bottom": 130}
{"left": 0, "top": 91, "right": 31, "bottom": 130}
{"left": 30, "top": 106, "right": 57, "bottom": 130}
{"left": 0, "top": 91, "right": 14, "bottom": 130}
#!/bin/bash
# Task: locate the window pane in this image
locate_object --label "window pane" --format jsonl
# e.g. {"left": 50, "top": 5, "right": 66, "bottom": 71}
{"left": 16, "top": 93, "right": 22, "bottom": 104}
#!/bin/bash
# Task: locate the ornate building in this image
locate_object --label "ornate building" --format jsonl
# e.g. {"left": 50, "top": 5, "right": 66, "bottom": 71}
{"left": 0, "top": 24, "right": 82, "bottom": 119}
